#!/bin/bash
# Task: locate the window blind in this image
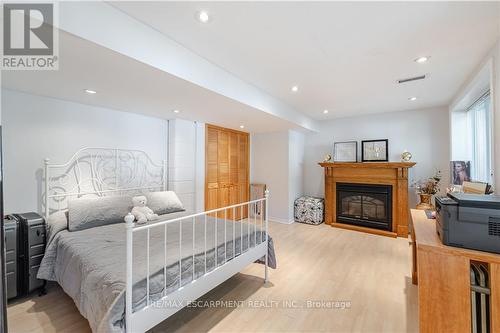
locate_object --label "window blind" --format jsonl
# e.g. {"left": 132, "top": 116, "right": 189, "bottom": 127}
{"left": 466, "top": 91, "right": 492, "bottom": 183}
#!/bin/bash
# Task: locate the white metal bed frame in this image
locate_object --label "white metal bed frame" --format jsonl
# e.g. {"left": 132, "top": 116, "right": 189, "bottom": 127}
{"left": 44, "top": 147, "right": 167, "bottom": 217}
{"left": 45, "top": 147, "right": 269, "bottom": 333}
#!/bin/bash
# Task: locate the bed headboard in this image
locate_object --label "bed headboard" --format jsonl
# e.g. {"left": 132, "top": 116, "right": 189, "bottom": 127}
{"left": 44, "top": 147, "right": 166, "bottom": 218}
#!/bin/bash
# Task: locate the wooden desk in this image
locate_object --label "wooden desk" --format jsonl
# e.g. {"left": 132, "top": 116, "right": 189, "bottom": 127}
{"left": 411, "top": 209, "right": 500, "bottom": 333}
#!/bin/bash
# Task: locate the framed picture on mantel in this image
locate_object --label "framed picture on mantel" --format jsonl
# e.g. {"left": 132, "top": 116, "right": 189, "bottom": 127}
{"left": 333, "top": 141, "right": 357, "bottom": 162}
{"left": 361, "top": 139, "right": 388, "bottom": 162}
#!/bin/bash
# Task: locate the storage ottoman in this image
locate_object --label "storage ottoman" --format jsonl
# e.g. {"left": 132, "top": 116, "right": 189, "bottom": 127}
{"left": 294, "top": 196, "right": 324, "bottom": 225}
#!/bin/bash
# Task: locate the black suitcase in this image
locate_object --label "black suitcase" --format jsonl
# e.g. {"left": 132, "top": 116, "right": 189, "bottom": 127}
{"left": 4, "top": 216, "right": 18, "bottom": 300}
{"left": 14, "top": 212, "right": 46, "bottom": 296}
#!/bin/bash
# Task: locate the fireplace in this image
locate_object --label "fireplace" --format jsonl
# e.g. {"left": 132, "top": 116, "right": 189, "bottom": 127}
{"left": 336, "top": 183, "right": 392, "bottom": 231}
{"left": 319, "top": 162, "right": 414, "bottom": 237}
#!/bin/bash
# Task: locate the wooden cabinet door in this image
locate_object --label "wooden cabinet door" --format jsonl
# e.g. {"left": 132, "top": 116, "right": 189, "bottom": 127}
{"left": 205, "top": 125, "right": 249, "bottom": 220}
{"left": 418, "top": 249, "right": 471, "bottom": 333}
{"left": 217, "top": 129, "right": 230, "bottom": 210}
{"left": 228, "top": 132, "right": 240, "bottom": 220}
{"left": 238, "top": 133, "right": 249, "bottom": 219}
{"left": 206, "top": 127, "right": 219, "bottom": 217}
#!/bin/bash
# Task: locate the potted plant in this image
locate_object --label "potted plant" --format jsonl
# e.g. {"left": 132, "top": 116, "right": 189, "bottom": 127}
{"left": 414, "top": 170, "right": 442, "bottom": 210}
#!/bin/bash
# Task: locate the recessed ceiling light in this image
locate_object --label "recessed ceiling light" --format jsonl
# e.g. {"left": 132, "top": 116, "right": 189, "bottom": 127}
{"left": 323, "top": 109, "right": 329, "bottom": 114}
{"left": 409, "top": 96, "right": 417, "bottom": 101}
{"left": 291, "top": 86, "right": 299, "bottom": 93}
{"left": 197, "top": 10, "right": 210, "bottom": 23}
{"left": 414, "top": 56, "right": 429, "bottom": 64}
{"left": 173, "top": 109, "right": 180, "bottom": 113}
{"left": 84, "top": 89, "right": 97, "bottom": 94}
{"left": 239, "top": 125, "right": 245, "bottom": 129}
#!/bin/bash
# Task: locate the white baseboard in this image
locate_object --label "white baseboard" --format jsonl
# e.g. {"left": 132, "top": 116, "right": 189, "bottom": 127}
{"left": 268, "top": 216, "right": 294, "bottom": 224}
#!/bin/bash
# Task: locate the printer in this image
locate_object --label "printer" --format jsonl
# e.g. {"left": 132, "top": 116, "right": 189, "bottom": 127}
{"left": 435, "top": 193, "right": 500, "bottom": 254}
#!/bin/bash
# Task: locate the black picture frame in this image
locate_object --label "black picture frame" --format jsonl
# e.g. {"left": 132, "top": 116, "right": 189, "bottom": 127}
{"left": 361, "top": 139, "right": 388, "bottom": 162}
{"left": 333, "top": 141, "right": 358, "bottom": 162}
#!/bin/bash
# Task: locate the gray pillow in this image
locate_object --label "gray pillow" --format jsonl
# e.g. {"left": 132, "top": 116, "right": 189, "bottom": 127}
{"left": 46, "top": 211, "right": 69, "bottom": 244}
{"left": 145, "top": 191, "right": 185, "bottom": 215}
{"left": 67, "top": 195, "right": 132, "bottom": 231}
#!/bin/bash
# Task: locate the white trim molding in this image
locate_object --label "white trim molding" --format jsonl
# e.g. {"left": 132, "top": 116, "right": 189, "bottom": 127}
{"left": 269, "top": 216, "right": 295, "bottom": 225}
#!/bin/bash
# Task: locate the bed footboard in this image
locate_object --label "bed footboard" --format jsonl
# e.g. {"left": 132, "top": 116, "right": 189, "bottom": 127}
{"left": 125, "top": 190, "right": 270, "bottom": 333}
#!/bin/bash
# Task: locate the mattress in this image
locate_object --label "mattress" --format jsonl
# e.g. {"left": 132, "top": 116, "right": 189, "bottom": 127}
{"left": 38, "top": 212, "right": 276, "bottom": 333}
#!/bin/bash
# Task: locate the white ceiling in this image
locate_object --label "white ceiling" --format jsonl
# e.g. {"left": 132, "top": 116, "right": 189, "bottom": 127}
{"left": 1, "top": 31, "right": 298, "bottom": 133}
{"left": 111, "top": 1, "right": 500, "bottom": 119}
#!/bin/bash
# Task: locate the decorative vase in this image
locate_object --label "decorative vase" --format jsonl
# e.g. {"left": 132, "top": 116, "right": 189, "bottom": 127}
{"left": 401, "top": 150, "right": 412, "bottom": 162}
{"left": 416, "top": 193, "right": 434, "bottom": 210}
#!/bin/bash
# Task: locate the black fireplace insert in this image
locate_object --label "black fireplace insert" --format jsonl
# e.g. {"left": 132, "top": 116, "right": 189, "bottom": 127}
{"left": 336, "top": 183, "right": 392, "bottom": 231}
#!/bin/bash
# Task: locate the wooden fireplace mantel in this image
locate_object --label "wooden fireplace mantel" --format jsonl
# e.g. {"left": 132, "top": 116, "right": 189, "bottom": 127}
{"left": 319, "top": 162, "right": 416, "bottom": 238}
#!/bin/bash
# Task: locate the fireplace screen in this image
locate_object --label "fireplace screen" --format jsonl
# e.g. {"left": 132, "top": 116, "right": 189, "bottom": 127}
{"left": 336, "top": 183, "right": 392, "bottom": 231}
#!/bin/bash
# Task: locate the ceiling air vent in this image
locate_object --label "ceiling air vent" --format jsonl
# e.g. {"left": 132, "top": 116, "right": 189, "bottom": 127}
{"left": 397, "top": 75, "right": 426, "bottom": 84}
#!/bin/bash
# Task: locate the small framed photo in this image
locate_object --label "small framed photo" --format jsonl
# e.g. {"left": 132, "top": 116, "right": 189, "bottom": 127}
{"left": 450, "top": 161, "right": 471, "bottom": 185}
{"left": 361, "top": 139, "right": 388, "bottom": 162}
{"left": 334, "top": 141, "right": 357, "bottom": 162}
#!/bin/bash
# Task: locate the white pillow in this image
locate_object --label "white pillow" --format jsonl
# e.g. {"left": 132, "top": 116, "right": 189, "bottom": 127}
{"left": 145, "top": 191, "right": 185, "bottom": 215}
{"left": 67, "top": 195, "right": 132, "bottom": 231}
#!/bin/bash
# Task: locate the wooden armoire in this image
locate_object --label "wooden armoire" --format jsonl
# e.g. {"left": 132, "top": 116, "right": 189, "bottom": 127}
{"left": 205, "top": 124, "right": 249, "bottom": 220}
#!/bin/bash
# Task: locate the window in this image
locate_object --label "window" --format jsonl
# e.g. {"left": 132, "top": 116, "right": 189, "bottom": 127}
{"left": 466, "top": 91, "right": 492, "bottom": 183}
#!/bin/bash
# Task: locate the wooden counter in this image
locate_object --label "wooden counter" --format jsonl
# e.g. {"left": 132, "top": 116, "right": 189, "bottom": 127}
{"left": 411, "top": 209, "right": 500, "bottom": 333}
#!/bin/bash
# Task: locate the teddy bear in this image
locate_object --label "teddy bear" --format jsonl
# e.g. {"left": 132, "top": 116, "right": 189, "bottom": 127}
{"left": 131, "top": 195, "right": 159, "bottom": 224}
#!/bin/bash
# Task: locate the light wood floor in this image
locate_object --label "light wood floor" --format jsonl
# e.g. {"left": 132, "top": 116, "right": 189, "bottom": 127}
{"left": 7, "top": 222, "right": 418, "bottom": 333}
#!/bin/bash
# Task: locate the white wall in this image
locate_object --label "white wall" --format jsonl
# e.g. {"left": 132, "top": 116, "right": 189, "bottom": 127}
{"left": 167, "top": 119, "right": 205, "bottom": 214}
{"left": 251, "top": 131, "right": 291, "bottom": 223}
{"left": 450, "top": 39, "right": 500, "bottom": 189}
{"left": 495, "top": 41, "right": 500, "bottom": 189}
{"left": 2, "top": 89, "right": 168, "bottom": 214}
{"left": 251, "top": 129, "right": 305, "bottom": 223}
{"left": 450, "top": 110, "right": 469, "bottom": 161}
{"left": 303, "top": 107, "right": 450, "bottom": 206}
{"left": 195, "top": 122, "right": 205, "bottom": 213}
{"left": 252, "top": 107, "right": 449, "bottom": 222}
{"left": 288, "top": 130, "right": 305, "bottom": 219}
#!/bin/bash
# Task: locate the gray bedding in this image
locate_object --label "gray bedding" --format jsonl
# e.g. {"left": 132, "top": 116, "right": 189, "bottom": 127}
{"left": 38, "top": 212, "right": 276, "bottom": 333}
